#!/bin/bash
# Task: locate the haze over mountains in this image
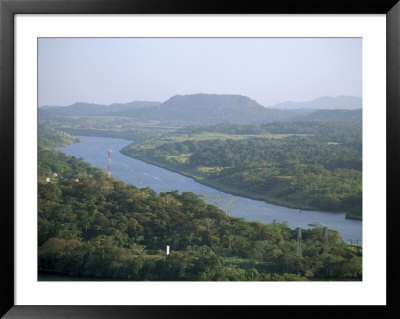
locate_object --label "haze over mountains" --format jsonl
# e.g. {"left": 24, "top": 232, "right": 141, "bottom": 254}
{"left": 39, "top": 94, "right": 362, "bottom": 125}
{"left": 269, "top": 96, "right": 362, "bottom": 110}
{"left": 40, "top": 101, "right": 161, "bottom": 117}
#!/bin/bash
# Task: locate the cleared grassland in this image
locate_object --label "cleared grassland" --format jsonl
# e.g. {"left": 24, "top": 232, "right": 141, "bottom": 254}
{"left": 166, "top": 132, "right": 311, "bottom": 141}
{"left": 132, "top": 131, "right": 312, "bottom": 151}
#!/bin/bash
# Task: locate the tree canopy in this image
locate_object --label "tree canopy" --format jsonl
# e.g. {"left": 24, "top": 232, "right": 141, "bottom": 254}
{"left": 38, "top": 125, "right": 362, "bottom": 281}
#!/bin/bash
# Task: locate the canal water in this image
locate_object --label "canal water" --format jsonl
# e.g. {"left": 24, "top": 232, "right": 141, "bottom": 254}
{"left": 58, "top": 136, "right": 362, "bottom": 242}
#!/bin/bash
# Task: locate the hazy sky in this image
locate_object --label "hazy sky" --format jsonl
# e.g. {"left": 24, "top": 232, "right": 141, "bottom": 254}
{"left": 38, "top": 38, "right": 362, "bottom": 107}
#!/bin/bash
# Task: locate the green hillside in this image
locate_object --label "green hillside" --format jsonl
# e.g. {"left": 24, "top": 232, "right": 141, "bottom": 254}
{"left": 39, "top": 94, "right": 361, "bottom": 126}
{"left": 122, "top": 121, "right": 362, "bottom": 220}
{"left": 37, "top": 126, "right": 362, "bottom": 281}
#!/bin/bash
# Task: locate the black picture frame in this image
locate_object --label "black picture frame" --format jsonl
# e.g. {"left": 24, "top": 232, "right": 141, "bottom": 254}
{"left": 1, "top": 0, "right": 399, "bottom": 318}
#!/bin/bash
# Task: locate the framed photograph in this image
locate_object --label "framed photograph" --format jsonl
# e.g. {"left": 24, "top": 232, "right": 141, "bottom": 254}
{"left": 1, "top": 0, "right": 399, "bottom": 317}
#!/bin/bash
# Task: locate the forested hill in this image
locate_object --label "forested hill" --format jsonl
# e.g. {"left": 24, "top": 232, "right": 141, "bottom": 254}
{"left": 39, "top": 101, "right": 161, "bottom": 117}
{"left": 128, "top": 94, "right": 273, "bottom": 124}
{"left": 38, "top": 93, "right": 361, "bottom": 125}
{"left": 38, "top": 125, "right": 81, "bottom": 149}
{"left": 290, "top": 109, "right": 362, "bottom": 122}
{"left": 38, "top": 125, "right": 362, "bottom": 281}
{"left": 122, "top": 121, "right": 362, "bottom": 220}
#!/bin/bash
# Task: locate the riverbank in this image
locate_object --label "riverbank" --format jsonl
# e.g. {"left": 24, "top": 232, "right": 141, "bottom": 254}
{"left": 57, "top": 135, "right": 362, "bottom": 241}
{"left": 119, "top": 148, "right": 359, "bottom": 220}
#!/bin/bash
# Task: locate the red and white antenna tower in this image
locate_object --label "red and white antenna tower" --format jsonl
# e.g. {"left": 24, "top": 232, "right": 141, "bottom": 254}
{"left": 107, "top": 149, "right": 112, "bottom": 177}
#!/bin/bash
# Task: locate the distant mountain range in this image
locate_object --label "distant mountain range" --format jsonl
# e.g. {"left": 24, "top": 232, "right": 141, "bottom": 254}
{"left": 39, "top": 101, "right": 161, "bottom": 117}
{"left": 39, "top": 94, "right": 362, "bottom": 125}
{"left": 269, "top": 96, "right": 362, "bottom": 110}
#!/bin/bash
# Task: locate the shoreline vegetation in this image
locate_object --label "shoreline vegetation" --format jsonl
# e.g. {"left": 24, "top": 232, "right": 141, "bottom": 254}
{"left": 38, "top": 124, "right": 362, "bottom": 281}
{"left": 119, "top": 121, "right": 362, "bottom": 221}
{"left": 119, "top": 148, "right": 361, "bottom": 220}
{"left": 38, "top": 94, "right": 362, "bottom": 221}
{"left": 45, "top": 121, "right": 362, "bottom": 220}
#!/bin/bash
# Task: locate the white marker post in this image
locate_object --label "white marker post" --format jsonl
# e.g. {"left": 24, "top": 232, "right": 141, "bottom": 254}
{"left": 166, "top": 245, "right": 170, "bottom": 256}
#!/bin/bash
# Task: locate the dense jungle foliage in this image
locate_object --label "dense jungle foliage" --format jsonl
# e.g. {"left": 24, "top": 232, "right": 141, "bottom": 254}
{"left": 122, "top": 121, "right": 362, "bottom": 219}
{"left": 38, "top": 125, "right": 362, "bottom": 281}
